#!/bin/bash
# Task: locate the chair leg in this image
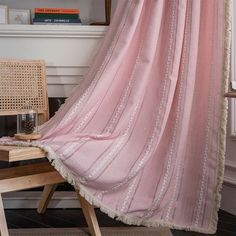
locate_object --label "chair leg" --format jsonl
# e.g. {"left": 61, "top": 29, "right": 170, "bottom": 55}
{"left": 159, "top": 227, "right": 173, "bottom": 236}
{"left": 0, "top": 193, "right": 9, "bottom": 236}
{"left": 37, "top": 184, "right": 58, "bottom": 214}
{"left": 76, "top": 190, "right": 102, "bottom": 236}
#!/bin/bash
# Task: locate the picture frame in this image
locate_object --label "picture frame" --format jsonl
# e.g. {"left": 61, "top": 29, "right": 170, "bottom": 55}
{"left": 9, "top": 8, "right": 30, "bottom": 25}
{"left": 0, "top": 5, "right": 8, "bottom": 24}
{"left": 91, "top": 0, "right": 111, "bottom": 25}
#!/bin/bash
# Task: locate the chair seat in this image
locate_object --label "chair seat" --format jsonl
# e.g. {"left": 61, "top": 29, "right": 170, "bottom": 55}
{"left": 0, "top": 145, "right": 46, "bottom": 162}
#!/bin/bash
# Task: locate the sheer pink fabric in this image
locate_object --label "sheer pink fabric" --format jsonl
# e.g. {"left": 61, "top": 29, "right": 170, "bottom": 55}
{"left": 0, "top": 0, "right": 229, "bottom": 234}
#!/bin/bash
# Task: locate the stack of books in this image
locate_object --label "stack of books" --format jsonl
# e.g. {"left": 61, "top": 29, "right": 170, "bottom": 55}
{"left": 33, "top": 8, "right": 82, "bottom": 25}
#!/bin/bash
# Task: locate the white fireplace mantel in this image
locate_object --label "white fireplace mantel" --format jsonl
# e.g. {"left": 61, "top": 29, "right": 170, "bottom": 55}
{"left": 0, "top": 24, "right": 107, "bottom": 38}
{"left": 0, "top": 24, "right": 107, "bottom": 97}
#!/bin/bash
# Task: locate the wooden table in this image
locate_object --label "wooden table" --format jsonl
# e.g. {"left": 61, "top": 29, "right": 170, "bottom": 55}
{"left": 0, "top": 145, "right": 102, "bottom": 236}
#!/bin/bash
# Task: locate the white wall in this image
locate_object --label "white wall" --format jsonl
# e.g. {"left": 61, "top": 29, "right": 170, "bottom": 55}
{"left": 0, "top": 0, "right": 118, "bottom": 98}
{"left": 220, "top": 1, "right": 236, "bottom": 215}
{"left": 0, "top": 24, "right": 107, "bottom": 97}
{"left": 0, "top": 0, "right": 118, "bottom": 24}
{"left": 221, "top": 108, "right": 236, "bottom": 215}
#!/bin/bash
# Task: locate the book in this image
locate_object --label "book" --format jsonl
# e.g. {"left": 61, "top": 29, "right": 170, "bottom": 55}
{"left": 35, "top": 8, "right": 80, "bottom": 14}
{"left": 35, "top": 13, "right": 80, "bottom": 19}
{"left": 32, "top": 22, "right": 82, "bottom": 25}
{"left": 33, "top": 18, "right": 82, "bottom": 24}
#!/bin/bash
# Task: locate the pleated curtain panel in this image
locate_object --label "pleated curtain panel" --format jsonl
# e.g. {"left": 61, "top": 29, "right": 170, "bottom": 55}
{"left": 0, "top": 0, "right": 231, "bottom": 234}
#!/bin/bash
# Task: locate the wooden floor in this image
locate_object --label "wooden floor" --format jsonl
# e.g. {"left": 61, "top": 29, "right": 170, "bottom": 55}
{"left": 4, "top": 209, "right": 236, "bottom": 235}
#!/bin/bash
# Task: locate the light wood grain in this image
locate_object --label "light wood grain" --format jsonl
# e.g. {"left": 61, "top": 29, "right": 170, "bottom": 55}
{"left": 225, "top": 91, "right": 236, "bottom": 98}
{"left": 0, "top": 194, "right": 9, "bottom": 236}
{"left": 0, "top": 59, "right": 103, "bottom": 236}
{"left": 37, "top": 184, "right": 58, "bottom": 214}
{"left": 14, "top": 133, "right": 42, "bottom": 141}
{"left": 0, "top": 162, "right": 64, "bottom": 236}
{"left": 158, "top": 228, "right": 173, "bottom": 236}
{"left": 0, "top": 162, "right": 65, "bottom": 193}
{"left": 0, "top": 172, "right": 64, "bottom": 194}
{"left": 0, "top": 145, "right": 46, "bottom": 162}
{"left": 76, "top": 190, "right": 102, "bottom": 236}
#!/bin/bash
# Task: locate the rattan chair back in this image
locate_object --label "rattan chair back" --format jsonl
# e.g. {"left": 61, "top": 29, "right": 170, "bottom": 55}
{"left": 0, "top": 59, "right": 49, "bottom": 123}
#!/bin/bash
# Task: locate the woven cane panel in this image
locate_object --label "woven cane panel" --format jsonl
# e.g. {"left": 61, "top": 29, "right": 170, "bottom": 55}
{"left": 0, "top": 59, "right": 47, "bottom": 114}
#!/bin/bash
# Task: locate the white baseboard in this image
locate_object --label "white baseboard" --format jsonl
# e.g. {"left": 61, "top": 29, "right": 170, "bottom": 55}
{"left": 2, "top": 191, "right": 81, "bottom": 209}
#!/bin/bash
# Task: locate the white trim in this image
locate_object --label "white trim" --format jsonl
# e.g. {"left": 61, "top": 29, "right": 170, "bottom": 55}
{"left": 46, "top": 66, "right": 89, "bottom": 76}
{"left": 2, "top": 191, "right": 81, "bottom": 209}
{"left": 224, "top": 176, "right": 236, "bottom": 186}
{"left": 46, "top": 66, "right": 87, "bottom": 97}
{"left": 231, "top": 1, "right": 236, "bottom": 137}
{"left": 0, "top": 26, "right": 105, "bottom": 97}
{"left": 231, "top": 100, "right": 236, "bottom": 137}
{"left": 0, "top": 24, "right": 107, "bottom": 38}
{"left": 47, "top": 76, "right": 83, "bottom": 85}
{"left": 225, "top": 159, "right": 236, "bottom": 169}
{"left": 224, "top": 160, "right": 236, "bottom": 186}
{"left": 48, "top": 84, "right": 79, "bottom": 97}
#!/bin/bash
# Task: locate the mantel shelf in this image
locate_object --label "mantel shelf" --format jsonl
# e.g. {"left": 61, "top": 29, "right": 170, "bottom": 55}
{"left": 0, "top": 24, "right": 107, "bottom": 38}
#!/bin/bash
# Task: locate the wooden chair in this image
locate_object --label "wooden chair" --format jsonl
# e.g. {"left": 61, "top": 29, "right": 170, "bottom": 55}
{"left": 0, "top": 59, "right": 101, "bottom": 236}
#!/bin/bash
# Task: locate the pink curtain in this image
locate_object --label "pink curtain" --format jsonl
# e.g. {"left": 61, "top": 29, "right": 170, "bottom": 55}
{"left": 1, "top": 0, "right": 231, "bottom": 234}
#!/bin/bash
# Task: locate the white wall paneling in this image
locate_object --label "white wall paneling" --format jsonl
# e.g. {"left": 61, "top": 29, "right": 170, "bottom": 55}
{"left": 231, "top": 100, "right": 236, "bottom": 137}
{"left": 224, "top": 160, "right": 236, "bottom": 186}
{"left": 0, "top": 23, "right": 106, "bottom": 208}
{"left": 0, "top": 25, "right": 106, "bottom": 97}
{"left": 231, "top": 0, "right": 236, "bottom": 137}
{"left": 2, "top": 192, "right": 81, "bottom": 209}
{"left": 220, "top": 1, "right": 236, "bottom": 215}
{"left": 46, "top": 66, "right": 88, "bottom": 97}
